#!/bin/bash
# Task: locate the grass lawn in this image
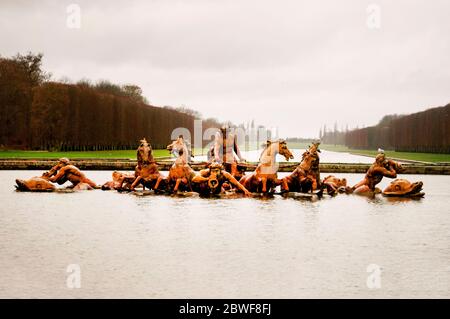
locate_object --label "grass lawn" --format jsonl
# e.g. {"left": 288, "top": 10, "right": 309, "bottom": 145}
{"left": 1, "top": 144, "right": 449, "bottom": 163}
{"left": 0, "top": 149, "right": 171, "bottom": 159}
{"left": 0, "top": 147, "right": 209, "bottom": 159}
{"left": 319, "top": 144, "right": 450, "bottom": 163}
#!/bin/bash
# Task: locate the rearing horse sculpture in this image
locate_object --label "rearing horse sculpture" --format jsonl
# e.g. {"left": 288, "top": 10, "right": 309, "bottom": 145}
{"left": 130, "top": 138, "right": 164, "bottom": 190}
{"left": 306, "top": 142, "right": 321, "bottom": 189}
{"left": 154, "top": 148, "right": 195, "bottom": 193}
{"left": 166, "top": 135, "right": 191, "bottom": 163}
{"left": 239, "top": 139, "right": 294, "bottom": 193}
{"left": 281, "top": 144, "right": 321, "bottom": 193}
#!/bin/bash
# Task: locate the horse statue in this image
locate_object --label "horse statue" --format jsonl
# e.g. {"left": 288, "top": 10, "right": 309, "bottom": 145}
{"left": 280, "top": 143, "right": 320, "bottom": 193}
{"left": 167, "top": 135, "right": 192, "bottom": 162}
{"left": 306, "top": 142, "right": 321, "bottom": 188}
{"left": 154, "top": 148, "right": 195, "bottom": 193}
{"left": 239, "top": 139, "right": 294, "bottom": 193}
{"left": 281, "top": 142, "right": 350, "bottom": 195}
{"left": 129, "top": 138, "right": 165, "bottom": 190}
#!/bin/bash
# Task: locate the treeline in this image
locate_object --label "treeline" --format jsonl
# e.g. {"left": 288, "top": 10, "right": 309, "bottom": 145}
{"left": 0, "top": 53, "right": 224, "bottom": 150}
{"left": 29, "top": 82, "right": 198, "bottom": 150}
{"left": 341, "top": 106, "right": 450, "bottom": 153}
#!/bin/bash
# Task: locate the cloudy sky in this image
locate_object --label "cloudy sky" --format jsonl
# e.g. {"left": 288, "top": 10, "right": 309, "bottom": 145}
{"left": 1, "top": 0, "right": 449, "bottom": 137}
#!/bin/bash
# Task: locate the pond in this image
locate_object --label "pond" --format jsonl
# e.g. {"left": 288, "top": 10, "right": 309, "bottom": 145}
{"left": 1, "top": 170, "right": 449, "bottom": 298}
{"left": 195, "top": 149, "right": 375, "bottom": 163}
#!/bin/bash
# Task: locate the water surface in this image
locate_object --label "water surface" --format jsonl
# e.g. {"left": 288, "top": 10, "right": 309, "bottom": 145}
{"left": 195, "top": 148, "right": 375, "bottom": 163}
{"left": 1, "top": 170, "right": 449, "bottom": 298}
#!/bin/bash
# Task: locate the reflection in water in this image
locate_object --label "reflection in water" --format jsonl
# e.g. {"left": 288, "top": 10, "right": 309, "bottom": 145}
{"left": 0, "top": 170, "right": 449, "bottom": 298}
{"left": 384, "top": 196, "right": 425, "bottom": 204}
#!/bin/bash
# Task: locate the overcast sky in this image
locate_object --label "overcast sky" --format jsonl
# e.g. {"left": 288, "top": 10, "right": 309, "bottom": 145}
{"left": 1, "top": 0, "right": 449, "bottom": 137}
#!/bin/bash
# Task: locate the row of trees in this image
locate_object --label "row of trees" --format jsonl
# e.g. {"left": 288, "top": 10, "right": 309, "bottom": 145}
{"left": 344, "top": 106, "right": 450, "bottom": 153}
{"left": 28, "top": 82, "right": 198, "bottom": 150}
{"left": 0, "top": 53, "right": 204, "bottom": 150}
{"left": 1, "top": 52, "right": 273, "bottom": 151}
{"left": 0, "top": 53, "right": 50, "bottom": 149}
